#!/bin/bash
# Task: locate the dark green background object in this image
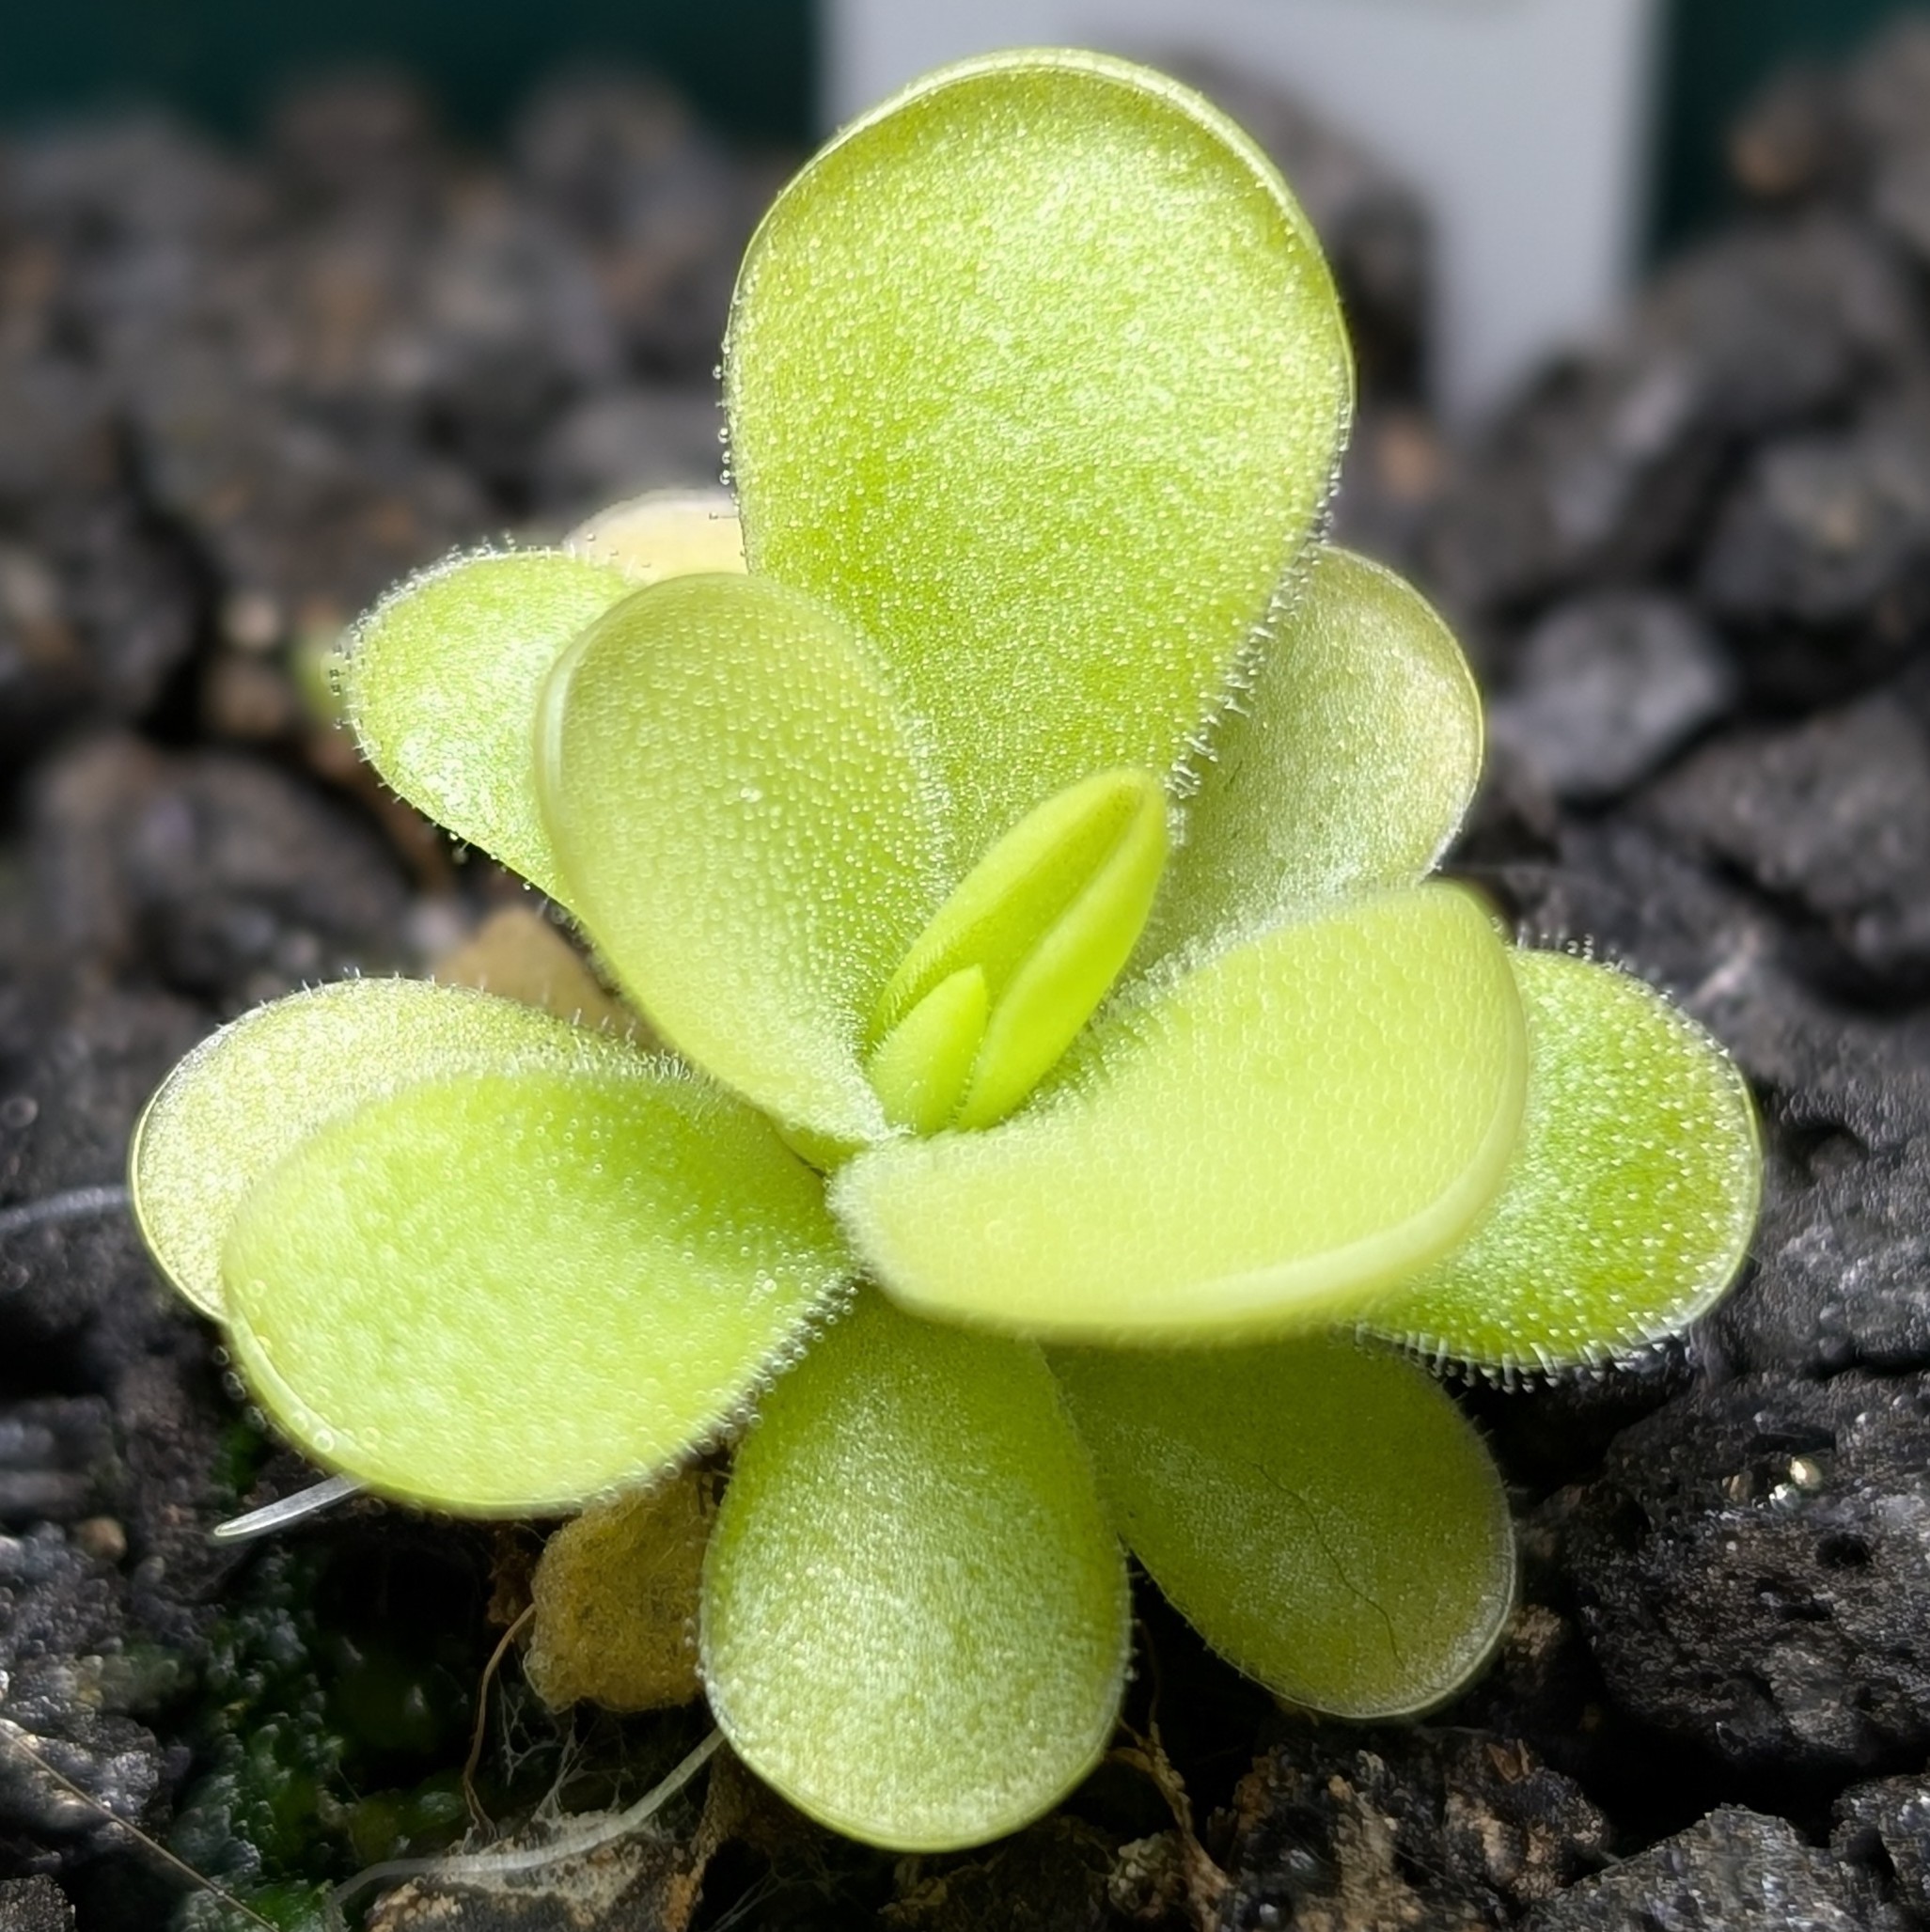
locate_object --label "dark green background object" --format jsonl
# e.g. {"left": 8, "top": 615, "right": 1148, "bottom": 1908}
{"left": 1655, "top": 0, "right": 1930, "bottom": 249}
{"left": 0, "top": 0, "right": 814, "bottom": 146}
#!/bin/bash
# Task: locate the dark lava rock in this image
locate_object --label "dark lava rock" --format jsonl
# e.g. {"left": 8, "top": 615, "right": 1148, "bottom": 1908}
{"left": 0, "top": 353, "right": 201, "bottom": 765}
{"left": 1698, "top": 415, "right": 1930, "bottom": 704}
{"left": 1728, "top": 1092, "right": 1930, "bottom": 1380}
{"left": 27, "top": 735, "right": 412, "bottom": 1008}
{"left": 1490, "top": 820, "right": 1780, "bottom": 1012}
{"left": 1834, "top": 1774, "right": 1930, "bottom": 1920}
{"left": 1700, "top": 418, "right": 1930, "bottom": 632}
{"left": 396, "top": 189, "right": 624, "bottom": 497}
{"left": 1641, "top": 692, "right": 1930, "bottom": 993}
{"left": 0, "top": 1877, "right": 75, "bottom": 1931}
{"left": 1216, "top": 1728, "right": 1609, "bottom": 1929}
{"left": 1488, "top": 591, "right": 1734, "bottom": 803}
{"left": 0, "top": 889, "right": 239, "bottom": 1620}
{"left": 128, "top": 358, "right": 491, "bottom": 623}
{"left": 511, "top": 70, "right": 771, "bottom": 384}
{"left": 1561, "top": 1372, "right": 1930, "bottom": 1776}
{"left": 264, "top": 70, "right": 449, "bottom": 220}
{"left": 886, "top": 1818, "right": 1114, "bottom": 1932}
{"left": 531, "top": 383, "right": 724, "bottom": 515}
{"left": 1480, "top": 814, "right": 1930, "bottom": 1386}
{"left": 1522, "top": 1805, "right": 1864, "bottom": 1930}
{"left": 1426, "top": 216, "right": 1916, "bottom": 613}
{"left": 0, "top": 1524, "right": 187, "bottom": 1854}
{"left": 1845, "top": 21, "right": 1930, "bottom": 270}
{"left": 0, "top": 1404, "right": 118, "bottom": 1529}
{"left": 1728, "top": 15, "right": 1930, "bottom": 229}
{"left": 0, "top": 972, "right": 204, "bottom": 1367}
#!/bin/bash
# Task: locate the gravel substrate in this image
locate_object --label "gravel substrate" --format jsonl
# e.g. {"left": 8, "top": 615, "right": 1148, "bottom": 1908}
{"left": 7, "top": 24, "right": 1930, "bottom": 1932}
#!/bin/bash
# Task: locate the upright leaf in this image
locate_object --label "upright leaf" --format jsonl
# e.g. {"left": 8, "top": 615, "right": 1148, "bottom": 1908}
{"left": 538, "top": 573, "right": 950, "bottom": 1150}
{"left": 727, "top": 50, "right": 1352, "bottom": 855}
{"left": 1146, "top": 548, "right": 1482, "bottom": 967}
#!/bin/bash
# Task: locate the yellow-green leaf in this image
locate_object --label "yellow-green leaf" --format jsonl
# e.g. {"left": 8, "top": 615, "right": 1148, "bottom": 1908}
{"left": 131, "top": 978, "right": 637, "bottom": 1318}
{"left": 726, "top": 49, "right": 1351, "bottom": 855}
{"left": 223, "top": 1064, "right": 848, "bottom": 1514}
{"left": 1147, "top": 548, "right": 1482, "bottom": 967}
{"left": 344, "top": 551, "right": 633, "bottom": 902}
{"left": 1364, "top": 949, "right": 1761, "bottom": 1370}
{"left": 700, "top": 1293, "right": 1129, "bottom": 1851}
{"left": 835, "top": 886, "right": 1527, "bottom": 1343}
{"left": 1054, "top": 1333, "right": 1515, "bottom": 1717}
{"left": 537, "top": 573, "right": 949, "bottom": 1150}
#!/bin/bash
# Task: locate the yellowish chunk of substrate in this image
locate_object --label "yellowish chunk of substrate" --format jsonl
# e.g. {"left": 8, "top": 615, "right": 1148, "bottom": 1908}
{"left": 562, "top": 489, "right": 746, "bottom": 584}
{"left": 525, "top": 1467, "right": 714, "bottom": 1711}
{"left": 432, "top": 905, "right": 644, "bottom": 1041}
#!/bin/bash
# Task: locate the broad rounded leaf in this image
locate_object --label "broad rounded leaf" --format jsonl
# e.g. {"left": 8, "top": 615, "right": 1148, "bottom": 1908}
{"left": 223, "top": 1064, "right": 848, "bottom": 1514}
{"left": 836, "top": 886, "right": 1528, "bottom": 1343}
{"left": 537, "top": 573, "right": 949, "bottom": 1149}
{"left": 1146, "top": 548, "right": 1481, "bottom": 967}
{"left": 1053, "top": 1334, "right": 1515, "bottom": 1717}
{"left": 700, "top": 1293, "right": 1129, "bottom": 1851}
{"left": 345, "top": 551, "right": 633, "bottom": 902}
{"left": 727, "top": 49, "right": 1352, "bottom": 854}
{"left": 131, "top": 977, "right": 632, "bottom": 1318}
{"left": 1364, "top": 949, "right": 1762, "bottom": 1370}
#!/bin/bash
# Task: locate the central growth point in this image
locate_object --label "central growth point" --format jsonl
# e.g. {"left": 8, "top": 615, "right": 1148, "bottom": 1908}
{"left": 865, "top": 768, "right": 1169, "bottom": 1135}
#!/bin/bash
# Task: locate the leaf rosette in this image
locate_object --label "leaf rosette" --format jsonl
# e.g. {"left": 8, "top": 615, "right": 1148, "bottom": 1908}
{"left": 130, "top": 51, "right": 1761, "bottom": 1851}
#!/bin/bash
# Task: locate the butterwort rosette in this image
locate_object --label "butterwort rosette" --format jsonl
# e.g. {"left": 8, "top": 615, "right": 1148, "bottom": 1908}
{"left": 130, "top": 51, "right": 1761, "bottom": 1851}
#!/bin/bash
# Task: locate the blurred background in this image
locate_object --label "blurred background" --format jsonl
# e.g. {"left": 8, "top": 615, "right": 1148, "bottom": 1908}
{"left": 2, "top": 0, "right": 1925, "bottom": 416}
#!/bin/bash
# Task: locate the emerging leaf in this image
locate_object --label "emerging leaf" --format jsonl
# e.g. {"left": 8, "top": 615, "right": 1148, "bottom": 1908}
{"left": 727, "top": 50, "right": 1352, "bottom": 853}
{"left": 537, "top": 573, "right": 950, "bottom": 1150}
{"left": 866, "top": 965, "right": 989, "bottom": 1137}
{"left": 1054, "top": 1333, "right": 1515, "bottom": 1717}
{"left": 1364, "top": 949, "right": 1762, "bottom": 1370}
{"left": 869, "top": 768, "right": 1169, "bottom": 1131}
{"left": 700, "top": 1293, "right": 1129, "bottom": 1851}
{"left": 836, "top": 886, "right": 1528, "bottom": 1342}
{"left": 223, "top": 1064, "right": 849, "bottom": 1513}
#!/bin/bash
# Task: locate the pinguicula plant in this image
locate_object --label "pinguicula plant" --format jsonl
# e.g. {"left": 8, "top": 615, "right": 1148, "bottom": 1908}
{"left": 131, "top": 51, "right": 1761, "bottom": 1853}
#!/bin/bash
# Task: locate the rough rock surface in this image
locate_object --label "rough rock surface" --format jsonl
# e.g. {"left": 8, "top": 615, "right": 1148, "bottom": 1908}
{"left": 1523, "top": 1807, "right": 1867, "bottom": 1930}
{"left": 1560, "top": 1372, "right": 1930, "bottom": 1776}
{"left": 1216, "top": 1730, "right": 1610, "bottom": 1930}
